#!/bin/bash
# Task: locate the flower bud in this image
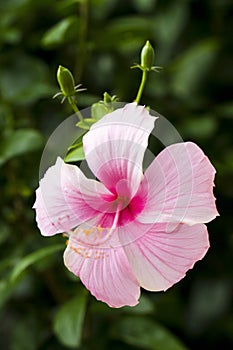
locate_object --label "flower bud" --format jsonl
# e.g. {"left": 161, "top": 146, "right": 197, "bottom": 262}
{"left": 140, "top": 41, "right": 155, "bottom": 71}
{"left": 57, "top": 65, "right": 76, "bottom": 97}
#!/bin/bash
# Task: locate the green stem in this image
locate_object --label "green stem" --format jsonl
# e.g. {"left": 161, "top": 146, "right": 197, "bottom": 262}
{"left": 135, "top": 69, "right": 148, "bottom": 104}
{"left": 67, "top": 96, "right": 84, "bottom": 121}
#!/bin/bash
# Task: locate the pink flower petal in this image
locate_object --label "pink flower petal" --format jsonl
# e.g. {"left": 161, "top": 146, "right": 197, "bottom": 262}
{"left": 33, "top": 157, "right": 113, "bottom": 236}
{"left": 121, "top": 222, "right": 209, "bottom": 291}
{"left": 64, "top": 224, "right": 140, "bottom": 308}
{"left": 83, "top": 103, "right": 156, "bottom": 196}
{"left": 137, "top": 142, "right": 219, "bottom": 226}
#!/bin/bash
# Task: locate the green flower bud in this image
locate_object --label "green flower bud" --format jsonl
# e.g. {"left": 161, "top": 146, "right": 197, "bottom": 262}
{"left": 57, "top": 65, "right": 76, "bottom": 97}
{"left": 140, "top": 41, "right": 155, "bottom": 71}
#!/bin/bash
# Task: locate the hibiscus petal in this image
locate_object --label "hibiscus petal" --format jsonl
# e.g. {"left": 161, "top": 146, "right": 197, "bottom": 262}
{"left": 33, "top": 157, "right": 113, "bottom": 236}
{"left": 137, "top": 142, "right": 219, "bottom": 226}
{"left": 83, "top": 103, "right": 156, "bottom": 196}
{"left": 64, "top": 228, "right": 140, "bottom": 308}
{"left": 121, "top": 222, "right": 209, "bottom": 291}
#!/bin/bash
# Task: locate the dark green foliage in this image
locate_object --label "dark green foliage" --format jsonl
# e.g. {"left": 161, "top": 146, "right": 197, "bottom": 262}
{"left": 0, "top": 0, "right": 232, "bottom": 349}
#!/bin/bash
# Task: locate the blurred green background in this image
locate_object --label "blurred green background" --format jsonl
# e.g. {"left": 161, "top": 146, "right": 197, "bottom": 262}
{"left": 0, "top": 0, "right": 232, "bottom": 349}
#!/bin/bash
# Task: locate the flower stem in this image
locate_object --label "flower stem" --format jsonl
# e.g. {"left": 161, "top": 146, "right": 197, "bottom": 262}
{"left": 135, "top": 69, "right": 148, "bottom": 104}
{"left": 67, "top": 96, "right": 84, "bottom": 122}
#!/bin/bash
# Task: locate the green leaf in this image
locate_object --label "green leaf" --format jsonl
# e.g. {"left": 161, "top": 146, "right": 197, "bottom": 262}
{"left": 107, "top": 16, "right": 153, "bottom": 38}
{"left": 122, "top": 294, "right": 155, "bottom": 315}
{"left": 65, "top": 142, "right": 85, "bottom": 162}
{"left": 91, "top": 102, "right": 111, "bottom": 120}
{"left": 182, "top": 115, "right": 217, "bottom": 139}
{"left": 76, "top": 118, "right": 97, "bottom": 130}
{"left": 0, "top": 129, "right": 44, "bottom": 166}
{"left": 132, "top": 0, "right": 155, "bottom": 13}
{"left": 170, "top": 39, "right": 219, "bottom": 98}
{"left": 0, "top": 54, "right": 53, "bottom": 104}
{"left": 113, "top": 316, "right": 188, "bottom": 350}
{"left": 0, "top": 280, "right": 16, "bottom": 310}
{"left": 41, "top": 16, "right": 79, "bottom": 47}
{"left": 92, "top": 16, "right": 154, "bottom": 53}
{"left": 0, "top": 221, "right": 10, "bottom": 245}
{"left": 58, "top": 0, "right": 86, "bottom": 10}
{"left": 54, "top": 291, "right": 88, "bottom": 348}
{"left": 152, "top": 2, "right": 188, "bottom": 62}
{"left": 10, "top": 244, "right": 64, "bottom": 282}
{"left": 216, "top": 102, "right": 233, "bottom": 119}
{"left": 67, "top": 131, "right": 86, "bottom": 148}
{"left": 11, "top": 313, "right": 47, "bottom": 350}
{"left": 186, "top": 279, "right": 232, "bottom": 334}
{"left": 81, "top": 118, "right": 97, "bottom": 125}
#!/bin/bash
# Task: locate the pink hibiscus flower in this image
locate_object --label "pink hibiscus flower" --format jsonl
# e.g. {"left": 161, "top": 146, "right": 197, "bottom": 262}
{"left": 33, "top": 103, "right": 218, "bottom": 308}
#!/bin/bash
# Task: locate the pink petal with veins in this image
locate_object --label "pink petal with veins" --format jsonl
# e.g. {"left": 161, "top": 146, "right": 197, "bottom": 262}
{"left": 33, "top": 157, "right": 113, "bottom": 236}
{"left": 137, "top": 142, "right": 219, "bottom": 226}
{"left": 83, "top": 103, "right": 156, "bottom": 196}
{"left": 64, "top": 222, "right": 140, "bottom": 308}
{"left": 121, "top": 222, "right": 209, "bottom": 291}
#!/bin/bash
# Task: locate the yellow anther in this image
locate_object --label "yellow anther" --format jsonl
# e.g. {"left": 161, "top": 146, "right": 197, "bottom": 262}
{"left": 97, "top": 224, "right": 104, "bottom": 232}
{"left": 84, "top": 229, "right": 91, "bottom": 235}
{"left": 70, "top": 245, "right": 81, "bottom": 255}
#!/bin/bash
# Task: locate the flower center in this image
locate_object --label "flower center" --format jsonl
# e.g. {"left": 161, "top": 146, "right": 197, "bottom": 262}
{"left": 118, "top": 194, "right": 145, "bottom": 226}
{"left": 113, "top": 179, "right": 146, "bottom": 226}
{"left": 98, "top": 192, "right": 145, "bottom": 229}
{"left": 96, "top": 178, "right": 147, "bottom": 229}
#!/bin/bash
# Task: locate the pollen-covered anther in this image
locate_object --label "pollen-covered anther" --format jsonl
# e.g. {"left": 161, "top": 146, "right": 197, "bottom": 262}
{"left": 94, "top": 249, "right": 109, "bottom": 260}
{"left": 70, "top": 245, "right": 86, "bottom": 257}
{"left": 97, "top": 224, "right": 104, "bottom": 232}
{"left": 84, "top": 251, "right": 90, "bottom": 258}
